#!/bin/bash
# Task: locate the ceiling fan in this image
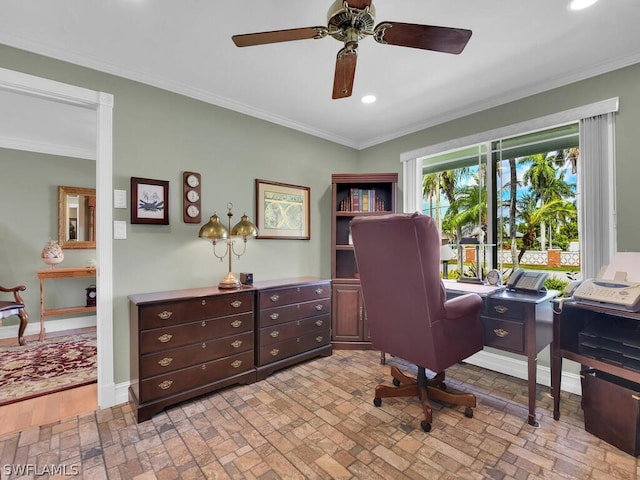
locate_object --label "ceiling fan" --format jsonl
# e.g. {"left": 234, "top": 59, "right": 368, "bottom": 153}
{"left": 232, "top": 0, "right": 472, "bottom": 100}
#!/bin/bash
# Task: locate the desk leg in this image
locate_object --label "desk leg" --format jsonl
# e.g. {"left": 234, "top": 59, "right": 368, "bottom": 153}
{"left": 527, "top": 353, "right": 539, "bottom": 427}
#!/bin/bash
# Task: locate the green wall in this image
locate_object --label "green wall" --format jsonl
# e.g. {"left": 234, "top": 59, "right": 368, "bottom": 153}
{"left": 2, "top": 42, "right": 640, "bottom": 385}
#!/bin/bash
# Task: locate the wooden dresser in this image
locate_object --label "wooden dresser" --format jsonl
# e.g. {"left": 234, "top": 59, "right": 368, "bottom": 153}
{"left": 254, "top": 278, "right": 332, "bottom": 380}
{"left": 129, "top": 277, "right": 331, "bottom": 422}
{"left": 129, "top": 286, "right": 256, "bottom": 423}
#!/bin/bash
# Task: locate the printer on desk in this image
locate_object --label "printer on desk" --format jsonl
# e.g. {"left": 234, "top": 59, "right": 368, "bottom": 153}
{"left": 572, "top": 252, "right": 640, "bottom": 312}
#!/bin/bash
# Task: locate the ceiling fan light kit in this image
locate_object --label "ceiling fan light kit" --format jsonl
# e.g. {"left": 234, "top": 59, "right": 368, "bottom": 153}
{"left": 232, "top": 0, "right": 472, "bottom": 100}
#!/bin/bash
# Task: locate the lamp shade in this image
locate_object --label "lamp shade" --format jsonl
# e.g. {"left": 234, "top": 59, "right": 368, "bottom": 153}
{"left": 440, "top": 243, "right": 455, "bottom": 262}
{"left": 231, "top": 213, "right": 258, "bottom": 240}
{"left": 198, "top": 214, "right": 228, "bottom": 242}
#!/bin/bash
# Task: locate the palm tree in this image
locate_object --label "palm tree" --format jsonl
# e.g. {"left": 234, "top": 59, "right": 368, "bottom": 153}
{"left": 422, "top": 173, "right": 442, "bottom": 229}
{"left": 516, "top": 195, "right": 576, "bottom": 262}
{"left": 520, "top": 152, "right": 568, "bottom": 249}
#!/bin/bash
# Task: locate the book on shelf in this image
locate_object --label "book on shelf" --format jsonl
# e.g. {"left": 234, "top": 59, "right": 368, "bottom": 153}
{"left": 347, "top": 188, "right": 383, "bottom": 212}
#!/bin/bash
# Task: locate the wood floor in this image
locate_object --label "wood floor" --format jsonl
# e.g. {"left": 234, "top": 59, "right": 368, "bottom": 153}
{"left": 0, "top": 383, "right": 97, "bottom": 437}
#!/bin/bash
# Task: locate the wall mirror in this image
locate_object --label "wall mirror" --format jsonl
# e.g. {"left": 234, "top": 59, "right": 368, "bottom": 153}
{"left": 58, "top": 185, "right": 96, "bottom": 249}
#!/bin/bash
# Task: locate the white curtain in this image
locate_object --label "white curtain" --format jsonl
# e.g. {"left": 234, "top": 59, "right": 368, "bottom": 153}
{"left": 402, "top": 157, "right": 421, "bottom": 213}
{"left": 578, "top": 112, "right": 616, "bottom": 278}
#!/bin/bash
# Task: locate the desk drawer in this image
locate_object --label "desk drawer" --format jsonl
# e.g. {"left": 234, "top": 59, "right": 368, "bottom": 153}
{"left": 139, "top": 350, "right": 254, "bottom": 402}
{"left": 258, "top": 329, "right": 331, "bottom": 366}
{"left": 485, "top": 298, "right": 527, "bottom": 322}
{"left": 258, "top": 282, "right": 330, "bottom": 309}
{"left": 482, "top": 315, "right": 524, "bottom": 353}
{"left": 140, "top": 312, "right": 252, "bottom": 354}
{"left": 259, "top": 314, "right": 330, "bottom": 346}
{"left": 139, "top": 292, "right": 253, "bottom": 329}
{"left": 259, "top": 299, "right": 330, "bottom": 327}
{"left": 140, "top": 331, "right": 254, "bottom": 378}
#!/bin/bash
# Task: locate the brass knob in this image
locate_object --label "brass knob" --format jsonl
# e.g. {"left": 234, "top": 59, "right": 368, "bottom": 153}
{"left": 158, "top": 311, "right": 172, "bottom": 320}
{"left": 270, "top": 294, "right": 279, "bottom": 302}
{"left": 158, "top": 357, "right": 173, "bottom": 367}
{"left": 231, "top": 300, "right": 242, "bottom": 308}
{"left": 158, "top": 334, "right": 173, "bottom": 343}
{"left": 158, "top": 380, "right": 173, "bottom": 390}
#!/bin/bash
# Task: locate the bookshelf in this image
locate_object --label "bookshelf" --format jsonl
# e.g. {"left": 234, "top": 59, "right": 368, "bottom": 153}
{"left": 331, "top": 173, "right": 398, "bottom": 348}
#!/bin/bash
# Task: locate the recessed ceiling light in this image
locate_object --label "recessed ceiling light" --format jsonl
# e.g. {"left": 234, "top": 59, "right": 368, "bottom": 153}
{"left": 569, "top": 0, "right": 598, "bottom": 10}
{"left": 361, "top": 95, "right": 376, "bottom": 104}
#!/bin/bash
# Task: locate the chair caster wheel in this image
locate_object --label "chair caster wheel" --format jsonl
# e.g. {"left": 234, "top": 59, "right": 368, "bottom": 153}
{"left": 421, "top": 420, "right": 432, "bottom": 432}
{"left": 373, "top": 397, "right": 382, "bottom": 407}
{"left": 392, "top": 378, "right": 401, "bottom": 387}
{"left": 465, "top": 407, "right": 473, "bottom": 418}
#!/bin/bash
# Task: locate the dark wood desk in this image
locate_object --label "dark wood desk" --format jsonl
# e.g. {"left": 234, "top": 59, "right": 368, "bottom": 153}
{"left": 551, "top": 300, "right": 640, "bottom": 421}
{"left": 445, "top": 281, "right": 557, "bottom": 427}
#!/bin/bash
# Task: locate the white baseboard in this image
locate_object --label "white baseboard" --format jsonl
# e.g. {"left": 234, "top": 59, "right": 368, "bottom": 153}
{"left": 0, "top": 315, "right": 96, "bottom": 339}
{"left": 465, "top": 350, "right": 582, "bottom": 396}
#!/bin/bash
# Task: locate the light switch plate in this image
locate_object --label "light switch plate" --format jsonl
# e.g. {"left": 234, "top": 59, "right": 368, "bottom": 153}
{"left": 114, "top": 220, "right": 127, "bottom": 239}
{"left": 114, "top": 189, "right": 127, "bottom": 209}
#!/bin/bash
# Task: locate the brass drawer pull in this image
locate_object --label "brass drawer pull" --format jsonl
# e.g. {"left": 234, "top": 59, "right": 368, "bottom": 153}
{"left": 158, "top": 380, "right": 173, "bottom": 390}
{"left": 158, "top": 334, "right": 173, "bottom": 343}
{"left": 316, "top": 336, "right": 324, "bottom": 343}
{"left": 202, "top": 343, "right": 207, "bottom": 349}
{"left": 158, "top": 311, "right": 172, "bottom": 320}
{"left": 232, "top": 360, "right": 242, "bottom": 368}
{"left": 494, "top": 328, "right": 509, "bottom": 338}
{"left": 494, "top": 305, "right": 509, "bottom": 314}
{"left": 270, "top": 349, "right": 279, "bottom": 357}
{"left": 315, "top": 319, "right": 324, "bottom": 327}
{"left": 270, "top": 313, "right": 279, "bottom": 320}
{"left": 201, "top": 364, "right": 206, "bottom": 370}
{"left": 315, "top": 304, "right": 323, "bottom": 311}
{"left": 201, "top": 321, "right": 206, "bottom": 327}
{"left": 231, "top": 340, "right": 242, "bottom": 348}
{"left": 201, "top": 300, "right": 206, "bottom": 306}
{"left": 315, "top": 288, "right": 324, "bottom": 295}
{"left": 231, "top": 320, "right": 242, "bottom": 328}
{"left": 270, "top": 331, "right": 280, "bottom": 338}
{"left": 270, "top": 294, "right": 279, "bottom": 302}
{"left": 158, "top": 357, "right": 173, "bottom": 367}
{"left": 231, "top": 300, "right": 242, "bottom": 308}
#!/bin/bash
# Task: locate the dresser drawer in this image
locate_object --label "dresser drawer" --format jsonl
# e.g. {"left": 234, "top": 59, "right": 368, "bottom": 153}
{"left": 139, "top": 350, "right": 254, "bottom": 402}
{"left": 140, "top": 331, "right": 254, "bottom": 378}
{"left": 139, "top": 292, "right": 253, "bottom": 330}
{"left": 259, "top": 298, "right": 330, "bottom": 327}
{"left": 140, "top": 311, "right": 253, "bottom": 354}
{"left": 485, "top": 297, "right": 527, "bottom": 322}
{"left": 481, "top": 315, "right": 525, "bottom": 354}
{"left": 258, "top": 329, "right": 331, "bottom": 366}
{"left": 259, "top": 314, "right": 330, "bottom": 346}
{"left": 258, "top": 282, "right": 330, "bottom": 309}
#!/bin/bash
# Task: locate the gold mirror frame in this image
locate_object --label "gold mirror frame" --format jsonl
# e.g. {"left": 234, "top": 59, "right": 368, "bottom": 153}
{"left": 58, "top": 186, "right": 96, "bottom": 249}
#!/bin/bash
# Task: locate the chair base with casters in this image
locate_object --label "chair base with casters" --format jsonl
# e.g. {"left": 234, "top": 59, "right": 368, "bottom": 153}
{"left": 0, "top": 285, "right": 29, "bottom": 346}
{"left": 373, "top": 365, "right": 476, "bottom": 432}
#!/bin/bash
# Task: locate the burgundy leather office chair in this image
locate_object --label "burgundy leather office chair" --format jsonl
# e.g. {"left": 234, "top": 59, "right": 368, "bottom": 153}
{"left": 350, "top": 212, "right": 484, "bottom": 432}
{"left": 0, "top": 284, "right": 29, "bottom": 346}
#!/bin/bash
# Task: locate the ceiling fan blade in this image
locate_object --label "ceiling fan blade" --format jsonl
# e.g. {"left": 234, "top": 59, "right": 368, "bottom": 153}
{"left": 346, "top": 0, "right": 373, "bottom": 8}
{"left": 332, "top": 48, "right": 357, "bottom": 99}
{"left": 232, "top": 27, "right": 327, "bottom": 47}
{"left": 374, "top": 22, "right": 472, "bottom": 54}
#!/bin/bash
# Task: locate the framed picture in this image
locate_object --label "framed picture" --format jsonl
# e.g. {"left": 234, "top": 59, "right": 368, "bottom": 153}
{"left": 255, "top": 179, "right": 310, "bottom": 240}
{"left": 131, "top": 177, "right": 169, "bottom": 225}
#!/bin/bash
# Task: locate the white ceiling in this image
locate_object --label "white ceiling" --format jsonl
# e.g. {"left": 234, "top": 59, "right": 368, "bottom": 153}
{"left": 1, "top": 0, "right": 639, "bottom": 150}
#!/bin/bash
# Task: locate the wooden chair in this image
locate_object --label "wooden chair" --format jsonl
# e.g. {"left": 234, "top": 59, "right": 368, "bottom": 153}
{"left": 350, "top": 212, "right": 484, "bottom": 432}
{"left": 0, "top": 285, "right": 29, "bottom": 345}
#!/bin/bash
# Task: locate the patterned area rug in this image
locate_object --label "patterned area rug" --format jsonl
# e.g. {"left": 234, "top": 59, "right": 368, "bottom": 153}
{"left": 0, "top": 333, "right": 96, "bottom": 406}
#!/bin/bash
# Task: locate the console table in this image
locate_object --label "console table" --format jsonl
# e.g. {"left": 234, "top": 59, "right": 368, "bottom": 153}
{"left": 551, "top": 300, "right": 640, "bottom": 420}
{"left": 444, "top": 280, "right": 557, "bottom": 427}
{"left": 37, "top": 266, "right": 96, "bottom": 341}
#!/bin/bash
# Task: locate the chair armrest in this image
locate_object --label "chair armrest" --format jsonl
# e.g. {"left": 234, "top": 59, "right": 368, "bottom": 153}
{"left": 0, "top": 285, "right": 27, "bottom": 303}
{"left": 443, "top": 293, "right": 483, "bottom": 320}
